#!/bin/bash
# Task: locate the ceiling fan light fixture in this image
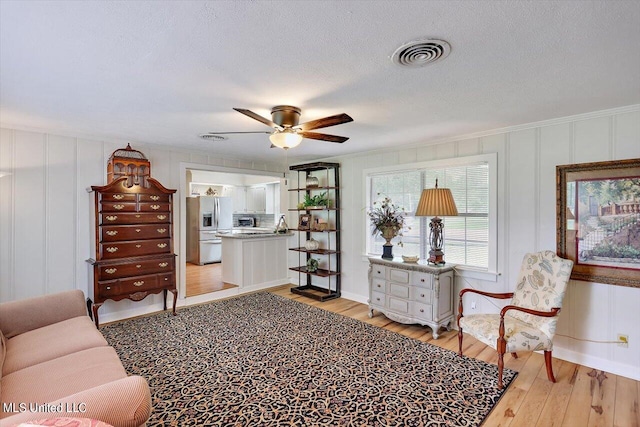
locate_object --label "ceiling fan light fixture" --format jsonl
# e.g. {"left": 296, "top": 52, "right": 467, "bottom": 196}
{"left": 269, "top": 129, "right": 302, "bottom": 150}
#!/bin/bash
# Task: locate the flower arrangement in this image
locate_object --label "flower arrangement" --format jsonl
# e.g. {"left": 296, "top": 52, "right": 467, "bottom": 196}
{"left": 367, "top": 195, "right": 407, "bottom": 245}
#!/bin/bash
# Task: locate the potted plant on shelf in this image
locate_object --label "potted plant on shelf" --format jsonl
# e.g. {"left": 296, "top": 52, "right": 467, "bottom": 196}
{"left": 367, "top": 195, "right": 407, "bottom": 259}
{"left": 302, "top": 192, "right": 330, "bottom": 209}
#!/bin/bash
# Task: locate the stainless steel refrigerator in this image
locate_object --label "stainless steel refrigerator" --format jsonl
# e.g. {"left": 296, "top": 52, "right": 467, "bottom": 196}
{"left": 186, "top": 196, "right": 233, "bottom": 265}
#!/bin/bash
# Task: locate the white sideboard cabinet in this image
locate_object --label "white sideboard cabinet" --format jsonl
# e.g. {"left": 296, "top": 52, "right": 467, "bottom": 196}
{"left": 368, "top": 257, "right": 455, "bottom": 339}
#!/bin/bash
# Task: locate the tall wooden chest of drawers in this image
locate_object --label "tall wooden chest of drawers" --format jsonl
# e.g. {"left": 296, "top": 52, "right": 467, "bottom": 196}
{"left": 88, "top": 177, "right": 177, "bottom": 327}
{"left": 368, "top": 257, "right": 455, "bottom": 339}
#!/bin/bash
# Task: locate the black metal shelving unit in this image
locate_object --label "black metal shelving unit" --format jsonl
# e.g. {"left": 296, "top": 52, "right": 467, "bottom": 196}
{"left": 288, "top": 162, "right": 341, "bottom": 301}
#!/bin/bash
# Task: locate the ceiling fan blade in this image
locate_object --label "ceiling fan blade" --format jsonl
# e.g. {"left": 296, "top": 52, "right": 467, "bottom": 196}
{"left": 294, "top": 113, "right": 353, "bottom": 131}
{"left": 299, "top": 131, "right": 349, "bottom": 143}
{"left": 233, "top": 108, "right": 282, "bottom": 130}
{"left": 206, "top": 131, "right": 272, "bottom": 134}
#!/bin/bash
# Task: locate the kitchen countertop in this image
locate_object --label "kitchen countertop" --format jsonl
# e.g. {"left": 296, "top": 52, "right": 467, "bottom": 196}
{"left": 216, "top": 229, "right": 293, "bottom": 239}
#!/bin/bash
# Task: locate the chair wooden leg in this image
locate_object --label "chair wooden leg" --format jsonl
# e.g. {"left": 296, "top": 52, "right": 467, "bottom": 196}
{"left": 511, "top": 352, "right": 518, "bottom": 359}
{"left": 458, "top": 328, "right": 464, "bottom": 356}
{"left": 544, "top": 350, "right": 556, "bottom": 383}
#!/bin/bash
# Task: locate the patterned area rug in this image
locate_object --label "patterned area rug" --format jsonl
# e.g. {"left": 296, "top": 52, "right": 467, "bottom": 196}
{"left": 101, "top": 293, "right": 517, "bottom": 426}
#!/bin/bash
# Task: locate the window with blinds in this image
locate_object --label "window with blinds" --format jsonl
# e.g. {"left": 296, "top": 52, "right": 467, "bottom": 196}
{"left": 366, "top": 155, "right": 495, "bottom": 270}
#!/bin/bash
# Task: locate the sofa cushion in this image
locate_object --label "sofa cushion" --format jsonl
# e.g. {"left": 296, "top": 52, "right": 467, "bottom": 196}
{"left": 2, "top": 316, "right": 108, "bottom": 376}
{"left": 0, "top": 347, "right": 127, "bottom": 419}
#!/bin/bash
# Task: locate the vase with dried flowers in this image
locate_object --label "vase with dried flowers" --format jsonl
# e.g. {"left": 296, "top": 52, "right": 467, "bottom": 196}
{"left": 367, "top": 195, "right": 407, "bottom": 259}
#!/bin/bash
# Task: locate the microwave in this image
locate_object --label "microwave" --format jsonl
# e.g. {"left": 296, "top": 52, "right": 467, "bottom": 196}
{"left": 238, "top": 217, "right": 255, "bottom": 227}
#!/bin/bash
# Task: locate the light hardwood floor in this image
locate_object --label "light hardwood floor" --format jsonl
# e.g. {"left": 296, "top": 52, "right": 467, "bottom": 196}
{"left": 268, "top": 285, "right": 639, "bottom": 427}
{"left": 185, "top": 262, "right": 237, "bottom": 297}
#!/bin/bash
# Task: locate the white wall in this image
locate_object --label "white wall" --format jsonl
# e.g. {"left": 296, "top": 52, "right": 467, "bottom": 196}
{"left": 0, "top": 129, "right": 285, "bottom": 321}
{"left": 321, "top": 106, "right": 640, "bottom": 380}
{"left": 1, "top": 105, "right": 639, "bottom": 381}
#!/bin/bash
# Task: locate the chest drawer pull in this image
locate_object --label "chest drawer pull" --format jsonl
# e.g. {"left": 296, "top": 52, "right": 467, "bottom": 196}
{"left": 113, "top": 194, "right": 124, "bottom": 200}
{"left": 157, "top": 215, "right": 167, "bottom": 220}
{"left": 421, "top": 279, "right": 425, "bottom": 282}
{"left": 105, "top": 215, "right": 117, "bottom": 221}
{"left": 164, "top": 277, "right": 169, "bottom": 281}
{"left": 420, "top": 293, "right": 425, "bottom": 298}
{"left": 150, "top": 204, "right": 160, "bottom": 210}
{"left": 133, "top": 281, "right": 144, "bottom": 287}
{"left": 135, "top": 214, "right": 141, "bottom": 218}
{"left": 419, "top": 308, "right": 425, "bottom": 313}
{"left": 104, "top": 268, "right": 117, "bottom": 274}
{"left": 113, "top": 204, "right": 125, "bottom": 210}
{"left": 376, "top": 297, "right": 381, "bottom": 302}
{"left": 106, "top": 247, "right": 118, "bottom": 253}
{"left": 136, "top": 229, "right": 141, "bottom": 232}
{"left": 105, "top": 230, "right": 118, "bottom": 236}
{"left": 150, "top": 195, "right": 160, "bottom": 201}
{"left": 136, "top": 264, "right": 142, "bottom": 268}
{"left": 376, "top": 284, "right": 382, "bottom": 288}
{"left": 159, "top": 262, "right": 169, "bottom": 267}
{"left": 157, "top": 228, "right": 167, "bottom": 233}
{"left": 157, "top": 243, "right": 167, "bottom": 248}
{"left": 106, "top": 286, "right": 111, "bottom": 290}
{"left": 136, "top": 244, "right": 142, "bottom": 248}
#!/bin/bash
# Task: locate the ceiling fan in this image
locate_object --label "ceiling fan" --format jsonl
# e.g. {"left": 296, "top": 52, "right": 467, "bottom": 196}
{"left": 204, "top": 105, "right": 353, "bottom": 149}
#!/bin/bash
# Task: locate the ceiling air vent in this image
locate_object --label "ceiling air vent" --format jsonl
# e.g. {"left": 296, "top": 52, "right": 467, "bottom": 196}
{"left": 391, "top": 39, "right": 451, "bottom": 67}
{"left": 199, "top": 134, "right": 228, "bottom": 141}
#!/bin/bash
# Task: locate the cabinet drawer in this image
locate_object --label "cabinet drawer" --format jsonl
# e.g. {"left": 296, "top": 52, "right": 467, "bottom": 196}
{"left": 414, "top": 302, "right": 433, "bottom": 320}
{"left": 139, "top": 194, "right": 170, "bottom": 203}
{"left": 101, "top": 193, "right": 136, "bottom": 202}
{"left": 371, "top": 279, "right": 386, "bottom": 293}
{"left": 389, "top": 268, "right": 409, "bottom": 284}
{"left": 370, "top": 291, "right": 385, "bottom": 307}
{"left": 412, "top": 272, "right": 433, "bottom": 289}
{"left": 414, "top": 288, "right": 432, "bottom": 304}
{"left": 100, "top": 239, "right": 171, "bottom": 259}
{"left": 388, "top": 297, "right": 409, "bottom": 314}
{"left": 139, "top": 202, "right": 171, "bottom": 212}
{"left": 389, "top": 283, "right": 409, "bottom": 299}
{"left": 99, "top": 274, "right": 159, "bottom": 298}
{"left": 101, "top": 202, "right": 137, "bottom": 212}
{"left": 98, "top": 257, "right": 175, "bottom": 280}
{"left": 100, "top": 213, "right": 171, "bottom": 225}
{"left": 101, "top": 224, "right": 170, "bottom": 242}
{"left": 371, "top": 266, "right": 386, "bottom": 279}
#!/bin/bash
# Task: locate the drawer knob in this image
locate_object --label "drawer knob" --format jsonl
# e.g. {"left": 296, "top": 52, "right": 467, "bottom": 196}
{"left": 136, "top": 244, "right": 142, "bottom": 248}
{"left": 135, "top": 214, "right": 141, "bottom": 218}
{"left": 133, "top": 281, "right": 144, "bottom": 287}
{"left": 377, "top": 270, "right": 381, "bottom": 274}
{"left": 113, "top": 204, "right": 124, "bottom": 210}
{"left": 421, "top": 294, "right": 425, "bottom": 297}
{"left": 150, "top": 195, "right": 160, "bottom": 201}
{"left": 105, "top": 230, "right": 118, "bottom": 236}
{"left": 151, "top": 205, "right": 160, "bottom": 210}
{"left": 159, "top": 262, "right": 168, "bottom": 267}
{"left": 157, "top": 215, "right": 167, "bottom": 220}
{"left": 157, "top": 243, "right": 167, "bottom": 248}
{"left": 420, "top": 309, "right": 424, "bottom": 313}
{"left": 377, "top": 284, "right": 381, "bottom": 288}
{"left": 105, "top": 215, "right": 117, "bottom": 221}
{"left": 376, "top": 298, "right": 380, "bottom": 301}
{"left": 164, "top": 277, "right": 169, "bottom": 281}
{"left": 136, "top": 229, "right": 141, "bottom": 232}
{"left": 106, "top": 286, "right": 111, "bottom": 290}
{"left": 136, "top": 264, "right": 142, "bottom": 268}
{"left": 106, "top": 247, "right": 118, "bottom": 253}
{"left": 157, "top": 228, "right": 167, "bottom": 233}
{"left": 105, "top": 268, "right": 117, "bottom": 274}
{"left": 113, "top": 194, "right": 124, "bottom": 200}
{"left": 421, "top": 279, "right": 425, "bottom": 282}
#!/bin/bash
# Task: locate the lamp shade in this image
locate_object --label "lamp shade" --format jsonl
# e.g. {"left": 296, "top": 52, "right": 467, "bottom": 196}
{"left": 269, "top": 129, "right": 303, "bottom": 149}
{"left": 415, "top": 185, "right": 458, "bottom": 217}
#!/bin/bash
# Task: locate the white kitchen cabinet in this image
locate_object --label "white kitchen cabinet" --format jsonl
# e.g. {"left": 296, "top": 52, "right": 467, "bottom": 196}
{"left": 368, "top": 257, "right": 455, "bottom": 339}
{"left": 230, "top": 186, "right": 246, "bottom": 213}
{"left": 246, "top": 185, "right": 266, "bottom": 213}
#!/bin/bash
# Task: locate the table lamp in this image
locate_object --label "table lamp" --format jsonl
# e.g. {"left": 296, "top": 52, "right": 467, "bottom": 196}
{"left": 415, "top": 179, "right": 458, "bottom": 265}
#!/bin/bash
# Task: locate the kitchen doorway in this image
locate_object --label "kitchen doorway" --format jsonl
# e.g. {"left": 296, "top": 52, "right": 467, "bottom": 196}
{"left": 180, "top": 164, "right": 286, "bottom": 299}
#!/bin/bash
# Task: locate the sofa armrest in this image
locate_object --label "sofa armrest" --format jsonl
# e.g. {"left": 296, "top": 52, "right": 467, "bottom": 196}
{"left": 0, "top": 290, "right": 88, "bottom": 339}
{"left": 0, "top": 375, "right": 152, "bottom": 427}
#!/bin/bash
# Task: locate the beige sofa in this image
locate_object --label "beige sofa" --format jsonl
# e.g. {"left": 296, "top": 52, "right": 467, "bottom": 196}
{"left": 0, "top": 290, "right": 151, "bottom": 427}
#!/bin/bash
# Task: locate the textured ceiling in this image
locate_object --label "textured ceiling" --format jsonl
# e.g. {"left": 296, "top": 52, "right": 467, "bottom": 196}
{"left": 1, "top": 1, "right": 639, "bottom": 163}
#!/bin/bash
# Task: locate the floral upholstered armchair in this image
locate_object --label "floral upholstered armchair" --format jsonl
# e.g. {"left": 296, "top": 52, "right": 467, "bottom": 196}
{"left": 457, "top": 250, "right": 574, "bottom": 388}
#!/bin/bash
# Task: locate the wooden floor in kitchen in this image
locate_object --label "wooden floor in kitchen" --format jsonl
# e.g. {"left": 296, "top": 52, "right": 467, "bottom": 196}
{"left": 185, "top": 262, "right": 237, "bottom": 297}
{"left": 269, "top": 285, "right": 640, "bottom": 427}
